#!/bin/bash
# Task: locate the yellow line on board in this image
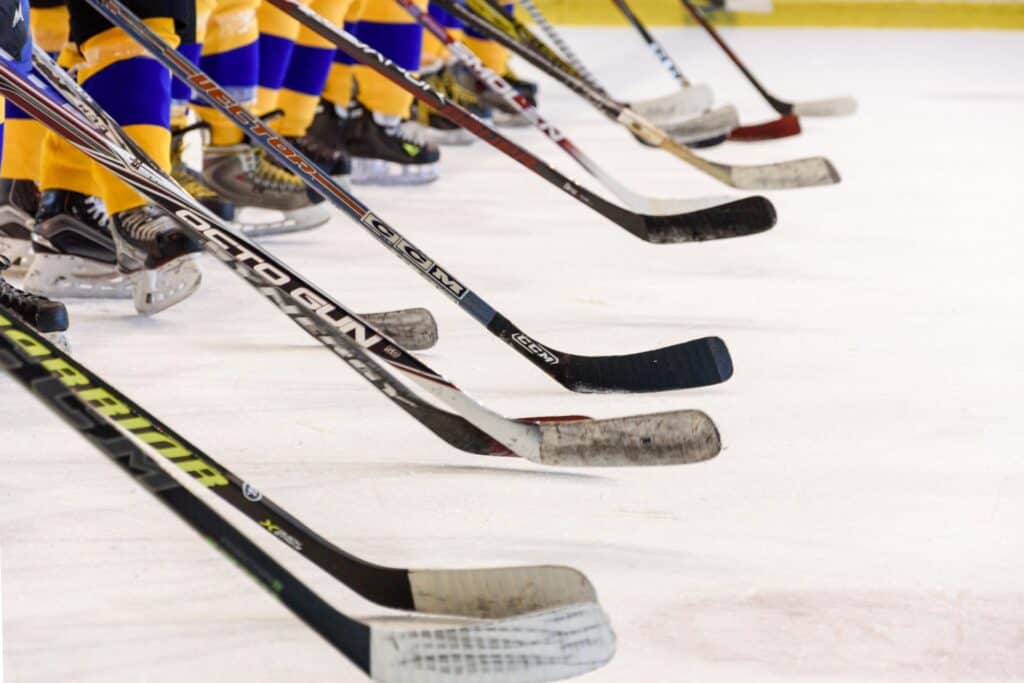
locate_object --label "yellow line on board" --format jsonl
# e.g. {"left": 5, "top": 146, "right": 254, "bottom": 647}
{"left": 515, "top": 1, "right": 1024, "bottom": 29}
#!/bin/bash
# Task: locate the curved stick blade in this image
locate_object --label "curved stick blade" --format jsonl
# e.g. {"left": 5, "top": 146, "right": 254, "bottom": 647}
{"left": 729, "top": 114, "right": 802, "bottom": 141}
{"left": 728, "top": 157, "right": 840, "bottom": 190}
{"left": 536, "top": 409, "right": 721, "bottom": 467}
{"left": 626, "top": 83, "right": 714, "bottom": 122}
{"left": 408, "top": 566, "right": 598, "bottom": 619}
{"left": 792, "top": 96, "right": 857, "bottom": 117}
{"left": 642, "top": 195, "right": 776, "bottom": 243}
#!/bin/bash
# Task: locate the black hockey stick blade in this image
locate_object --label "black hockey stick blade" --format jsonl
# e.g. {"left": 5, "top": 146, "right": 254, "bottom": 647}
{"left": 638, "top": 195, "right": 776, "bottom": 244}
{"left": 493, "top": 316, "right": 733, "bottom": 393}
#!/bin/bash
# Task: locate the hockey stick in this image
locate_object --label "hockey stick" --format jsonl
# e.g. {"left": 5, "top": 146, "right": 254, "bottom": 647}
{"left": 0, "top": 269, "right": 599, "bottom": 619}
{"left": 516, "top": 0, "right": 605, "bottom": 91}
{"left": 0, "top": 299, "right": 615, "bottom": 682}
{"left": 7, "top": 46, "right": 721, "bottom": 467}
{"left": 398, "top": 0, "right": 769, "bottom": 223}
{"left": 678, "top": 0, "right": 857, "bottom": 117}
{"left": 441, "top": 0, "right": 839, "bottom": 189}
{"left": 608, "top": 0, "right": 801, "bottom": 141}
{"left": 87, "top": 0, "right": 742, "bottom": 395}
{"left": 265, "top": 0, "right": 770, "bottom": 239}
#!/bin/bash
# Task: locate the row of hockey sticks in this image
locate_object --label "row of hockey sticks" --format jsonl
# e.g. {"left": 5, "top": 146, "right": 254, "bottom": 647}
{"left": 437, "top": 0, "right": 840, "bottom": 190}
{"left": 0, "top": 278, "right": 615, "bottom": 682}
{"left": 78, "top": 0, "right": 736, "bottom": 395}
{"left": 606, "top": 0, "right": 801, "bottom": 141}
{"left": 396, "top": 0, "right": 771, "bottom": 224}
{"left": 4, "top": 30, "right": 722, "bottom": 467}
{"left": 268, "top": 0, "right": 774, "bottom": 239}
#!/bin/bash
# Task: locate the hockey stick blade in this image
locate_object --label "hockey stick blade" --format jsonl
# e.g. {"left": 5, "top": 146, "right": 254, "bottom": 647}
{"left": 626, "top": 84, "right": 714, "bottom": 123}
{"left": 729, "top": 114, "right": 801, "bottom": 141}
{"left": 727, "top": 157, "right": 840, "bottom": 190}
{"left": 369, "top": 602, "right": 615, "bottom": 683}
{"left": 506, "top": 332, "right": 733, "bottom": 394}
{"left": 359, "top": 307, "right": 437, "bottom": 351}
{"left": 790, "top": 96, "right": 858, "bottom": 117}
{"left": 537, "top": 409, "right": 720, "bottom": 467}
{"left": 640, "top": 196, "right": 776, "bottom": 243}
{"left": 659, "top": 104, "right": 739, "bottom": 144}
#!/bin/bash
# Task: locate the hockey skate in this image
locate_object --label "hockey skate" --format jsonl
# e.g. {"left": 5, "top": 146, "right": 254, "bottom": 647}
{"left": 0, "top": 253, "right": 71, "bottom": 351}
{"left": 290, "top": 104, "right": 352, "bottom": 187}
{"left": 342, "top": 101, "right": 440, "bottom": 186}
{"left": 171, "top": 130, "right": 235, "bottom": 222}
{"left": 493, "top": 68, "right": 539, "bottom": 128}
{"left": 0, "top": 178, "right": 39, "bottom": 273}
{"left": 23, "top": 189, "right": 135, "bottom": 301}
{"left": 407, "top": 61, "right": 484, "bottom": 146}
{"left": 202, "top": 142, "right": 329, "bottom": 238}
{"left": 109, "top": 204, "right": 204, "bottom": 315}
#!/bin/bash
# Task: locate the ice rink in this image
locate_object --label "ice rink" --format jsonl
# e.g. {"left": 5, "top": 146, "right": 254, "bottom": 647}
{"left": 2, "top": 25, "right": 1023, "bottom": 682}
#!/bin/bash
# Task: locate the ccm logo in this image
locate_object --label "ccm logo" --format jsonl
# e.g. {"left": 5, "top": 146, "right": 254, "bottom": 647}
{"left": 361, "top": 212, "right": 469, "bottom": 300}
{"left": 512, "top": 333, "right": 559, "bottom": 365}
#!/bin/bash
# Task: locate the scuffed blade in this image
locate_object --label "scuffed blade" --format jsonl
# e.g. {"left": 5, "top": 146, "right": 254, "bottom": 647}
{"left": 360, "top": 307, "right": 438, "bottom": 351}
{"left": 369, "top": 603, "right": 615, "bottom": 683}
{"left": 626, "top": 83, "right": 714, "bottom": 122}
{"left": 792, "top": 96, "right": 858, "bottom": 117}
{"left": 409, "top": 566, "right": 598, "bottom": 618}
{"left": 662, "top": 104, "right": 740, "bottom": 144}
{"left": 729, "top": 157, "right": 840, "bottom": 190}
{"left": 536, "top": 410, "right": 721, "bottom": 467}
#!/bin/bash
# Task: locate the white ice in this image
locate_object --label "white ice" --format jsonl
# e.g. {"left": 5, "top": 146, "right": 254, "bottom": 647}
{"left": 2, "top": 26, "right": 1023, "bottom": 682}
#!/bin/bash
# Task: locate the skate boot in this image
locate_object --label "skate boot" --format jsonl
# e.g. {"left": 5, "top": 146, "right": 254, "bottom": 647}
{"left": 343, "top": 101, "right": 440, "bottom": 186}
{"left": 444, "top": 61, "right": 534, "bottom": 128}
{"left": 171, "top": 129, "right": 235, "bottom": 222}
{"left": 406, "top": 61, "right": 484, "bottom": 147}
{"left": 23, "top": 189, "right": 135, "bottom": 300}
{"left": 110, "top": 204, "right": 204, "bottom": 315}
{"left": 0, "top": 178, "right": 39, "bottom": 273}
{"left": 0, "top": 253, "right": 71, "bottom": 351}
{"left": 202, "top": 142, "right": 329, "bottom": 237}
{"left": 290, "top": 102, "right": 352, "bottom": 188}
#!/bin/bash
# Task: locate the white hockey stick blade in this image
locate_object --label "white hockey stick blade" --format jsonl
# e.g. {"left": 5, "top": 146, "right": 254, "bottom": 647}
{"left": 626, "top": 83, "right": 714, "bottom": 123}
{"left": 791, "top": 96, "right": 857, "bottom": 117}
{"left": 369, "top": 602, "right": 615, "bottom": 683}
{"left": 661, "top": 104, "right": 740, "bottom": 143}
{"left": 726, "top": 156, "right": 840, "bottom": 190}
{"left": 409, "top": 566, "right": 597, "bottom": 619}
{"left": 536, "top": 409, "right": 721, "bottom": 467}
{"left": 360, "top": 307, "right": 438, "bottom": 351}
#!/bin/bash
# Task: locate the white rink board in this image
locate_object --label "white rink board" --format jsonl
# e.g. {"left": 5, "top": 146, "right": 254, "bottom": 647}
{"left": 1, "top": 27, "right": 1023, "bottom": 682}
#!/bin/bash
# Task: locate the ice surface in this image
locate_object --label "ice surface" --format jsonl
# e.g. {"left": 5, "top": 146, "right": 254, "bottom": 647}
{"left": 2, "top": 27, "right": 1023, "bottom": 682}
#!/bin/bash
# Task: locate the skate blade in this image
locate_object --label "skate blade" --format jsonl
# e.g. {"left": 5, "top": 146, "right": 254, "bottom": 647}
{"left": 133, "top": 255, "right": 202, "bottom": 316}
{"left": 351, "top": 158, "right": 440, "bottom": 186}
{"left": 0, "top": 236, "right": 33, "bottom": 274}
{"left": 234, "top": 202, "right": 332, "bottom": 238}
{"left": 44, "top": 331, "right": 72, "bottom": 354}
{"left": 23, "top": 252, "right": 133, "bottom": 299}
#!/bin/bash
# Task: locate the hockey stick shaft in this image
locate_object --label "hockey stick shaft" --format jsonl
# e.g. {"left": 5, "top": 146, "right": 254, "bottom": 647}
{"left": 677, "top": 0, "right": 788, "bottom": 113}
{"left": 515, "top": 0, "right": 606, "bottom": 91}
{"left": 611, "top": 0, "right": 691, "bottom": 87}
{"left": 0, "top": 306, "right": 374, "bottom": 675}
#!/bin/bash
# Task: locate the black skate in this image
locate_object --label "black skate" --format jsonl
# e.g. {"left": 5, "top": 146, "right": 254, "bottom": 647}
{"left": 202, "top": 141, "right": 329, "bottom": 237}
{"left": 290, "top": 103, "right": 352, "bottom": 186}
{"left": 0, "top": 178, "right": 39, "bottom": 272}
{"left": 23, "top": 189, "right": 134, "bottom": 300}
{"left": 343, "top": 101, "right": 440, "bottom": 186}
{"left": 0, "top": 253, "right": 71, "bottom": 350}
{"left": 110, "top": 204, "right": 203, "bottom": 315}
{"left": 494, "top": 68, "right": 539, "bottom": 127}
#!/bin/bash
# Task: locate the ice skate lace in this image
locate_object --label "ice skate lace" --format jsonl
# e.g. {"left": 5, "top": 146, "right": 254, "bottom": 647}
{"left": 252, "top": 149, "right": 305, "bottom": 193}
{"left": 81, "top": 195, "right": 110, "bottom": 231}
{"left": 119, "top": 207, "right": 172, "bottom": 243}
{"left": 395, "top": 120, "right": 431, "bottom": 148}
